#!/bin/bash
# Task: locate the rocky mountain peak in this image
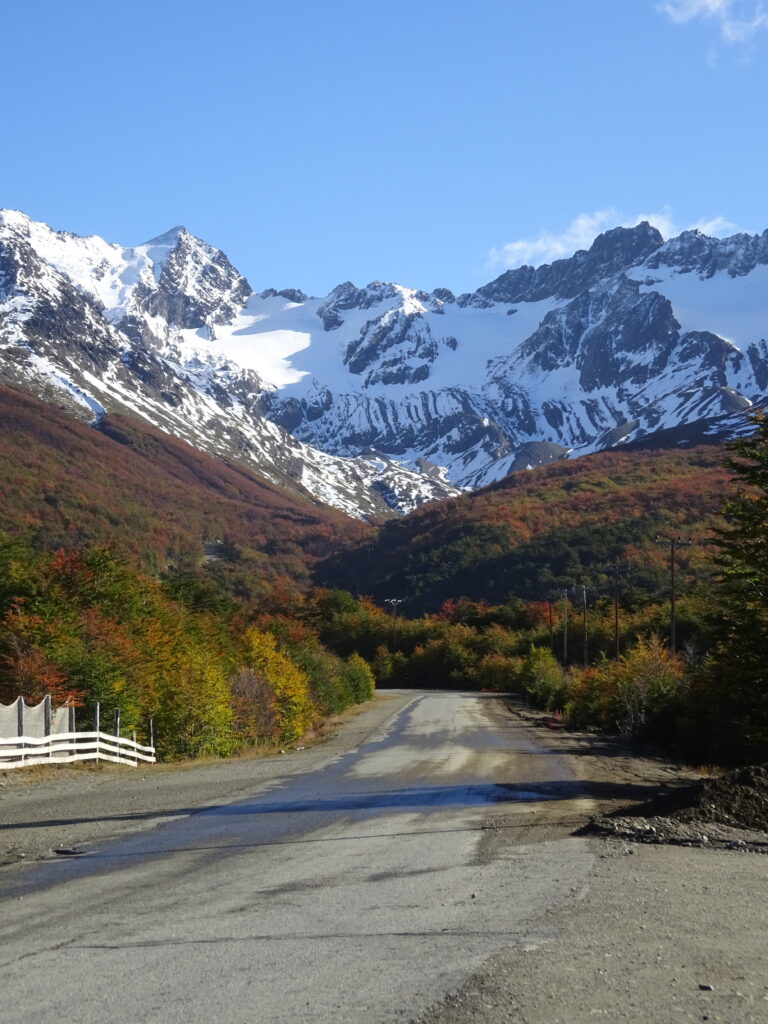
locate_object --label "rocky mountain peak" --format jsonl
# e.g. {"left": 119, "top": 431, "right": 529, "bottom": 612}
{"left": 0, "top": 209, "right": 34, "bottom": 235}
{"left": 142, "top": 225, "right": 188, "bottom": 247}
{"left": 473, "top": 221, "right": 664, "bottom": 307}
{"left": 586, "top": 221, "right": 664, "bottom": 269}
{"left": 648, "top": 227, "right": 768, "bottom": 279}
{"left": 316, "top": 280, "right": 401, "bottom": 331}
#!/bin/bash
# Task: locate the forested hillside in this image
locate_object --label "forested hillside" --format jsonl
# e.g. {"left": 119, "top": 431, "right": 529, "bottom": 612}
{"left": 0, "top": 384, "right": 370, "bottom": 598}
{"left": 3, "top": 377, "right": 766, "bottom": 766}
{"left": 317, "top": 445, "right": 733, "bottom": 612}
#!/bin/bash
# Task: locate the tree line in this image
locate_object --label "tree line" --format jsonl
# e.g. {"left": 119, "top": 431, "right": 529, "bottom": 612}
{"left": 0, "top": 544, "right": 373, "bottom": 759}
{"left": 1, "top": 417, "right": 766, "bottom": 765}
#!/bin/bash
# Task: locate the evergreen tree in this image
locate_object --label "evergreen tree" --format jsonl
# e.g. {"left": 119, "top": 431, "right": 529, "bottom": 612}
{"left": 696, "top": 414, "right": 768, "bottom": 762}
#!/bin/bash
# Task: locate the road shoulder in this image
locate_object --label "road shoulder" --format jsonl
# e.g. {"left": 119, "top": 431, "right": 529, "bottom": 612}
{"left": 415, "top": 838, "right": 768, "bottom": 1024}
{"left": 415, "top": 701, "right": 768, "bottom": 1024}
{"left": 0, "top": 692, "right": 414, "bottom": 872}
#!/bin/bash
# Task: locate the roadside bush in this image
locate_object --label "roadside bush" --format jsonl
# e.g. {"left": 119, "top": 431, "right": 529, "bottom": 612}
{"left": 229, "top": 667, "right": 279, "bottom": 747}
{"left": 243, "top": 628, "right": 314, "bottom": 744}
{"left": 598, "top": 635, "right": 687, "bottom": 740}
{"left": 564, "top": 665, "right": 607, "bottom": 730}
{"left": 473, "top": 652, "right": 524, "bottom": 692}
{"left": 153, "top": 649, "right": 235, "bottom": 759}
{"left": 341, "top": 653, "right": 375, "bottom": 703}
{"left": 289, "top": 643, "right": 350, "bottom": 717}
{"left": 520, "top": 646, "right": 568, "bottom": 710}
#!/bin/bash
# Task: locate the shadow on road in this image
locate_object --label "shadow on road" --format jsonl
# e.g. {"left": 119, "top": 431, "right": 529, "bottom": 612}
{"left": 1, "top": 778, "right": 667, "bottom": 832}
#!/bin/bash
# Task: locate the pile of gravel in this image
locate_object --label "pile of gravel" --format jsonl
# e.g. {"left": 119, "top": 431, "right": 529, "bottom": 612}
{"left": 583, "top": 764, "right": 768, "bottom": 852}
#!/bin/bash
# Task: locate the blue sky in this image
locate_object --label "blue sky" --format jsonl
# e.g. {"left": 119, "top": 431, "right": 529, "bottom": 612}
{"left": 3, "top": 0, "right": 768, "bottom": 294}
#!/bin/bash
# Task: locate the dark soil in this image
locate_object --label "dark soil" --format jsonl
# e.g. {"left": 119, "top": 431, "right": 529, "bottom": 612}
{"left": 583, "top": 763, "right": 768, "bottom": 853}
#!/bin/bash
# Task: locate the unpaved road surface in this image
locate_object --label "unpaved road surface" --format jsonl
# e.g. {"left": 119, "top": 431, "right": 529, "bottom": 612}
{"left": 1, "top": 692, "right": 767, "bottom": 1024}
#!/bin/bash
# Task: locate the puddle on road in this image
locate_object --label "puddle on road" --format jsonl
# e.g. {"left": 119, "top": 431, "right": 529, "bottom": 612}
{"left": 203, "top": 783, "right": 560, "bottom": 818}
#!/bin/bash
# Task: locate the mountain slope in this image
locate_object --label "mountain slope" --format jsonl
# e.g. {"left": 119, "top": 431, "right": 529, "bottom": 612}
{"left": 314, "top": 443, "right": 735, "bottom": 612}
{"left": 259, "top": 224, "right": 768, "bottom": 486}
{"left": 2, "top": 211, "right": 766, "bottom": 511}
{"left": 0, "top": 383, "right": 370, "bottom": 595}
{"left": 0, "top": 211, "right": 459, "bottom": 519}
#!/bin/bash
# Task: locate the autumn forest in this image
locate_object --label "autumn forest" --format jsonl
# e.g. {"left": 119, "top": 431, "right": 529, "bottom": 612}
{"left": 1, "top": 384, "right": 767, "bottom": 766}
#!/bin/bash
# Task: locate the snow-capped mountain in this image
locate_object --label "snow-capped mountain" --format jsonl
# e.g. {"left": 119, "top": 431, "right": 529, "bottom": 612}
{"left": 259, "top": 222, "right": 768, "bottom": 487}
{"left": 2, "top": 210, "right": 766, "bottom": 518}
{"left": 0, "top": 211, "right": 459, "bottom": 519}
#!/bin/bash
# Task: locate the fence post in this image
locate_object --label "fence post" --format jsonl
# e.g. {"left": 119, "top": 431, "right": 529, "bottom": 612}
{"left": 69, "top": 703, "right": 75, "bottom": 733}
{"left": 113, "top": 708, "right": 120, "bottom": 738}
{"left": 43, "top": 694, "right": 51, "bottom": 762}
{"left": 93, "top": 702, "right": 100, "bottom": 763}
{"left": 17, "top": 697, "right": 25, "bottom": 765}
{"left": 149, "top": 718, "right": 154, "bottom": 751}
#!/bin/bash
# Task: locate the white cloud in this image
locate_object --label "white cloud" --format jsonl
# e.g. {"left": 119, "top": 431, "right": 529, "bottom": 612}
{"left": 487, "top": 210, "right": 620, "bottom": 269}
{"left": 690, "top": 214, "right": 740, "bottom": 234}
{"left": 487, "top": 209, "right": 739, "bottom": 270}
{"left": 658, "top": 0, "right": 768, "bottom": 44}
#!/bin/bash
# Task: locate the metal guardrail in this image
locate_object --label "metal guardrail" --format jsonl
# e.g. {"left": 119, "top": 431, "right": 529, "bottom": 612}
{"left": 0, "top": 730, "right": 156, "bottom": 768}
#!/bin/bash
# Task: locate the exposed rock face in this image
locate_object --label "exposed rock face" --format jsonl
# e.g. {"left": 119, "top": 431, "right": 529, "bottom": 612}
{"left": 130, "top": 230, "right": 252, "bottom": 332}
{"left": 0, "top": 212, "right": 459, "bottom": 520}
{"left": 471, "top": 223, "right": 665, "bottom": 305}
{"left": 2, "top": 210, "right": 767, "bottom": 511}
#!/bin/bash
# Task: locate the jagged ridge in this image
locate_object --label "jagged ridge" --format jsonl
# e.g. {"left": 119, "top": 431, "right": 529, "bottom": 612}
{"left": 2, "top": 210, "right": 767, "bottom": 516}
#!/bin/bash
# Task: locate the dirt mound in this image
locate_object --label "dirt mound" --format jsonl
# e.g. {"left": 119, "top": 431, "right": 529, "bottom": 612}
{"left": 639, "top": 764, "right": 768, "bottom": 832}
{"left": 676, "top": 764, "right": 768, "bottom": 832}
{"left": 583, "top": 764, "right": 768, "bottom": 852}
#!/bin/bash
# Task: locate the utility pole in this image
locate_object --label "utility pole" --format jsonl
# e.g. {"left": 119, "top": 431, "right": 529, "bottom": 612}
{"left": 655, "top": 537, "right": 692, "bottom": 654}
{"left": 580, "top": 584, "right": 588, "bottom": 668}
{"left": 384, "top": 598, "right": 404, "bottom": 651}
{"left": 547, "top": 596, "right": 555, "bottom": 654}
{"left": 561, "top": 588, "right": 569, "bottom": 665}
{"left": 603, "top": 561, "right": 630, "bottom": 659}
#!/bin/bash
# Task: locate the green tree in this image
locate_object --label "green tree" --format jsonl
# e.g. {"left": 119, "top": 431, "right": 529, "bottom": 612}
{"left": 693, "top": 415, "right": 768, "bottom": 762}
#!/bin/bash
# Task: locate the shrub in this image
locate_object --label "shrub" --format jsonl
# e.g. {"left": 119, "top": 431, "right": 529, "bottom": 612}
{"left": 229, "top": 667, "right": 279, "bottom": 746}
{"left": 473, "top": 652, "right": 524, "bottom": 692}
{"left": 243, "top": 628, "right": 314, "bottom": 744}
{"left": 342, "top": 653, "right": 375, "bottom": 703}
{"left": 520, "top": 646, "right": 568, "bottom": 710}
{"left": 600, "top": 635, "right": 686, "bottom": 739}
{"left": 564, "top": 665, "right": 607, "bottom": 730}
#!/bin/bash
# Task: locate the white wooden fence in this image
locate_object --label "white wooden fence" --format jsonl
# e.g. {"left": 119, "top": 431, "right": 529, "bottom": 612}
{"left": 0, "top": 730, "right": 156, "bottom": 768}
{"left": 0, "top": 696, "right": 155, "bottom": 768}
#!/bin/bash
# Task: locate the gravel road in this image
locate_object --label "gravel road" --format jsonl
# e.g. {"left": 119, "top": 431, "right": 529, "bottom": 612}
{"left": 0, "top": 696, "right": 412, "bottom": 867}
{"left": 2, "top": 693, "right": 766, "bottom": 1024}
